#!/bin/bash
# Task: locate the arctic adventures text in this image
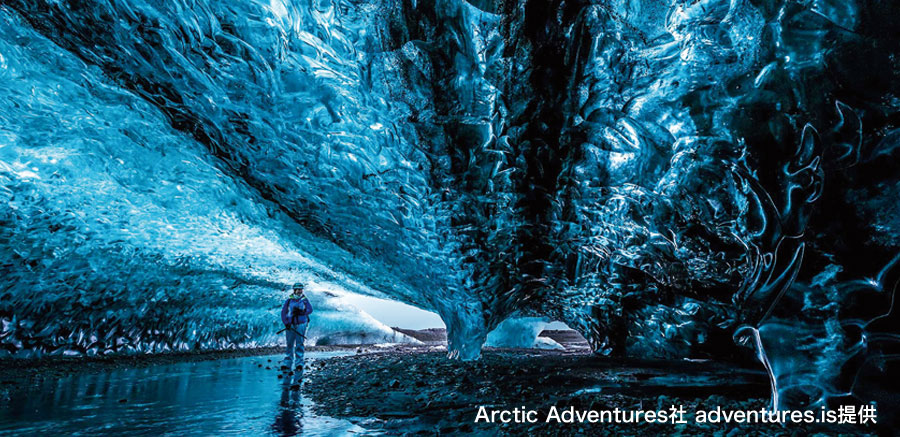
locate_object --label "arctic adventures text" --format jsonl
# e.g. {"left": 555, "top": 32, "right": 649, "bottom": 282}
{"left": 474, "top": 404, "right": 877, "bottom": 425}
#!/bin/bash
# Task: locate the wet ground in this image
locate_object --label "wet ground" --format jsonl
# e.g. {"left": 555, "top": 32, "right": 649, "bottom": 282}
{"left": 0, "top": 347, "right": 878, "bottom": 435}
{"left": 0, "top": 351, "right": 374, "bottom": 436}
{"left": 303, "top": 350, "right": 875, "bottom": 436}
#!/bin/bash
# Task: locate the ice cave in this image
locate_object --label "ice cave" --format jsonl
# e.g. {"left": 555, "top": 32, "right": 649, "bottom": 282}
{"left": 1, "top": 0, "right": 898, "bottom": 433}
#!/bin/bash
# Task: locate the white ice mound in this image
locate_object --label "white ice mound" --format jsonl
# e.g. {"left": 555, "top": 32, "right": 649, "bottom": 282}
{"left": 302, "top": 290, "right": 421, "bottom": 346}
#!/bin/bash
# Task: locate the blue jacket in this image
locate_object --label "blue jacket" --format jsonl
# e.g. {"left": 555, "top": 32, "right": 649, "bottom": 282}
{"left": 281, "top": 294, "right": 313, "bottom": 325}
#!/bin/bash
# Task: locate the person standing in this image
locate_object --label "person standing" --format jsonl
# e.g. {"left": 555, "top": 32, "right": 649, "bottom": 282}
{"left": 281, "top": 283, "right": 313, "bottom": 370}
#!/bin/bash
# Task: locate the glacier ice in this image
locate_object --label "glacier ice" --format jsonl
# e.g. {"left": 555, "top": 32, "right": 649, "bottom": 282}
{"left": 485, "top": 317, "right": 562, "bottom": 350}
{"left": 303, "top": 288, "right": 421, "bottom": 346}
{"left": 0, "top": 9, "right": 412, "bottom": 356}
{"left": 0, "top": 0, "right": 899, "bottom": 419}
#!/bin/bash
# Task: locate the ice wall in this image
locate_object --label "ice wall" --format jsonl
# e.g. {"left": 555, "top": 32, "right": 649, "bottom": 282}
{"left": 0, "top": 7, "right": 420, "bottom": 356}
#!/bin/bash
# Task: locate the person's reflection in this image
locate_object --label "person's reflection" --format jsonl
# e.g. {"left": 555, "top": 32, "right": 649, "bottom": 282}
{"left": 271, "top": 367, "right": 303, "bottom": 436}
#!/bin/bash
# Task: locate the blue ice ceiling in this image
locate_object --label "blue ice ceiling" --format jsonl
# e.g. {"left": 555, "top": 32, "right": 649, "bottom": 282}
{"left": 1, "top": 0, "right": 899, "bottom": 414}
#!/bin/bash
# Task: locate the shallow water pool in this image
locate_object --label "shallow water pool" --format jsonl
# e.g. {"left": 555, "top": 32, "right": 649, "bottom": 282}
{"left": 0, "top": 352, "right": 376, "bottom": 436}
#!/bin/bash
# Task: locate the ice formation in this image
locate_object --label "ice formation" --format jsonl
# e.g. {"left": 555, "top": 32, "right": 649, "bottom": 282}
{"left": 1, "top": 0, "right": 898, "bottom": 418}
{"left": 304, "top": 289, "right": 421, "bottom": 346}
{"left": 485, "top": 317, "right": 563, "bottom": 350}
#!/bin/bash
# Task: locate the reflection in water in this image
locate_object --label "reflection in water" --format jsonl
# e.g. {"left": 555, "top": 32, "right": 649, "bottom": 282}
{"left": 0, "top": 353, "right": 372, "bottom": 436}
{"left": 272, "top": 368, "right": 303, "bottom": 436}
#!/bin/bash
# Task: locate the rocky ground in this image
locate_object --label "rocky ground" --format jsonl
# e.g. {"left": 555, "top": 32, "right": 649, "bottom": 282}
{"left": 302, "top": 350, "right": 876, "bottom": 436}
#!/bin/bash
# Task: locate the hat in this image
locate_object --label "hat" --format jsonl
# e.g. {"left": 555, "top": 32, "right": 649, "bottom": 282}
{"left": 292, "top": 282, "right": 304, "bottom": 290}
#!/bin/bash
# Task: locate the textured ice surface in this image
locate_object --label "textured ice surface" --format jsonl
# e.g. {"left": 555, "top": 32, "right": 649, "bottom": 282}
{"left": 485, "top": 317, "right": 562, "bottom": 350}
{"left": 0, "top": 10, "right": 412, "bottom": 356}
{"left": 0, "top": 0, "right": 898, "bottom": 418}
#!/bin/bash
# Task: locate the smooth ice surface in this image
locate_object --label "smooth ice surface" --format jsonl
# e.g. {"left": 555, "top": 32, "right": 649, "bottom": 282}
{"left": 336, "top": 293, "right": 444, "bottom": 330}
{"left": 0, "top": 352, "right": 373, "bottom": 436}
{"left": 304, "top": 288, "right": 420, "bottom": 345}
